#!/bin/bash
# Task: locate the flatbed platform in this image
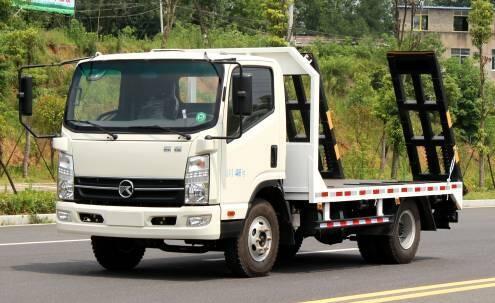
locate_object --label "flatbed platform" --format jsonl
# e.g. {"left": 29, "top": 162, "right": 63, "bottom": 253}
{"left": 316, "top": 179, "right": 463, "bottom": 209}
{"left": 323, "top": 179, "right": 438, "bottom": 188}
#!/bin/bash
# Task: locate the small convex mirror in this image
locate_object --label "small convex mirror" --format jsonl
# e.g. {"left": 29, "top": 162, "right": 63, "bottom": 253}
{"left": 232, "top": 74, "right": 253, "bottom": 116}
{"left": 19, "top": 75, "right": 33, "bottom": 116}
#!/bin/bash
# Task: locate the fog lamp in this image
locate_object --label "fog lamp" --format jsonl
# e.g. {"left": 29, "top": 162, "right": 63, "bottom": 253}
{"left": 57, "top": 210, "right": 72, "bottom": 222}
{"left": 187, "top": 215, "right": 211, "bottom": 227}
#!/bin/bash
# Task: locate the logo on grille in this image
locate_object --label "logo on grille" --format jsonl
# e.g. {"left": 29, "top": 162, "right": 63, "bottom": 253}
{"left": 118, "top": 180, "right": 134, "bottom": 198}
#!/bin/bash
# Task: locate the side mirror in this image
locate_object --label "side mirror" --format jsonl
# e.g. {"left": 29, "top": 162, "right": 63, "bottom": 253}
{"left": 19, "top": 76, "right": 33, "bottom": 116}
{"left": 232, "top": 74, "right": 253, "bottom": 116}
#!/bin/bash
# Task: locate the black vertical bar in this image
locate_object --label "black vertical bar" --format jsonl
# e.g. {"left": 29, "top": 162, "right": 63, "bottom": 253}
{"left": 311, "top": 55, "right": 344, "bottom": 179}
{"left": 292, "top": 75, "right": 311, "bottom": 136}
{"left": 411, "top": 74, "right": 441, "bottom": 174}
{"left": 390, "top": 69, "right": 422, "bottom": 177}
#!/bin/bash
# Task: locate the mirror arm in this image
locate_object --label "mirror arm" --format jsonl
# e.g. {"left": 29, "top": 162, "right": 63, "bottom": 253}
{"left": 204, "top": 58, "right": 246, "bottom": 141}
{"left": 17, "top": 56, "right": 93, "bottom": 139}
{"left": 18, "top": 111, "right": 58, "bottom": 139}
{"left": 205, "top": 114, "right": 243, "bottom": 141}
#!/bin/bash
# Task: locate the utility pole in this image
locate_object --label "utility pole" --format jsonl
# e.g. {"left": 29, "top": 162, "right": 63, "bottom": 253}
{"left": 287, "top": 2, "right": 294, "bottom": 43}
{"left": 159, "top": 0, "right": 164, "bottom": 34}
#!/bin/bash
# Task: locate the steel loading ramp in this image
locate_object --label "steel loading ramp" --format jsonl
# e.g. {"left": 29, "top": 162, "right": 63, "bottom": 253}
{"left": 387, "top": 51, "right": 462, "bottom": 183}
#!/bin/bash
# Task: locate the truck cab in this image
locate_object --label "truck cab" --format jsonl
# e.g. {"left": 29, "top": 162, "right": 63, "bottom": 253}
{"left": 18, "top": 48, "right": 463, "bottom": 277}
{"left": 53, "top": 50, "right": 286, "bottom": 240}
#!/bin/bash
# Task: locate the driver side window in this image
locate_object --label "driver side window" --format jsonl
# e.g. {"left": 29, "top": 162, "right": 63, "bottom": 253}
{"left": 74, "top": 70, "right": 121, "bottom": 121}
{"left": 227, "top": 67, "right": 274, "bottom": 136}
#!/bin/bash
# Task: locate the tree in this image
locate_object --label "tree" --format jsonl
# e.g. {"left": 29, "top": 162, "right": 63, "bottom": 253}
{"left": 296, "top": 0, "right": 393, "bottom": 38}
{"left": 0, "top": 0, "right": 11, "bottom": 25}
{"left": 469, "top": 0, "right": 493, "bottom": 188}
{"left": 33, "top": 95, "right": 65, "bottom": 170}
{"left": 443, "top": 58, "right": 480, "bottom": 141}
{"left": 162, "top": 0, "right": 180, "bottom": 46}
{"left": 2, "top": 28, "right": 43, "bottom": 178}
{"left": 262, "top": 0, "right": 290, "bottom": 38}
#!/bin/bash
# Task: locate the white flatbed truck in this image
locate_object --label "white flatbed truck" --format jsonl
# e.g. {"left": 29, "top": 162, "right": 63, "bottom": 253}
{"left": 18, "top": 48, "right": 463, "bottom": 277}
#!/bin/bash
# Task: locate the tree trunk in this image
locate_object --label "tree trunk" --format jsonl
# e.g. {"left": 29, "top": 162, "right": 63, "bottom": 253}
{"left": 379, "top": 126, "right": 387, "bottom": 174}
{"left": 22, "top": 130, "right": 30, "bottom": 178}
{"left": 50, "top": 145, "right": 55, "bottom": 172}
{"left": 194, "top": 1, "right": 209, "bottom": 46}
{"left": 162, "top": 0, "right": 179, "bottom": 47}
{"left": 487, "top": 154, "right": 495, "bottom": 189}
{"left": 393, "top": 0, "right": 400, "bottom": 41}
{"left": 478, "top": 46, "right": 486, "bottom": 188}
{"left": 391, "top": 141, "right": 400, "bottom": 179}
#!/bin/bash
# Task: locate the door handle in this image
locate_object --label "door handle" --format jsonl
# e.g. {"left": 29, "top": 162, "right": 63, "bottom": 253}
{"left": 271, "top": 145, "right": 278, "bottom": 168}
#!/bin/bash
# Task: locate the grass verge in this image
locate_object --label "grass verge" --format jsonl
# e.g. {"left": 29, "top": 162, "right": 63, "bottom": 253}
{"left": 464, "top": 191, "right": 495, "bottom": 200}
{"left": 0, "top": 190, "right": 56, "bottom": 215}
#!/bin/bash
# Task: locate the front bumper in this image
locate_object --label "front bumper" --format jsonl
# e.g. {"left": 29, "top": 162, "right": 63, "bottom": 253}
{"left": 56, "top": 201, "right": 221, "bottom": 240}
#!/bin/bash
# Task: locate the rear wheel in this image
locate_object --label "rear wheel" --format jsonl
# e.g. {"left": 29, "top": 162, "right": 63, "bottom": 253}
{"left": 358, "top": 200, "right": 421, "bottom": 264}
{"left": 357, "top": 235, "right": 385, "bottom": 264}
{"left": 224, "top": 199, "right": 280, "bottom": 277}
{"left": 382, "top": 201, "right": 421, "bottom": 264}
{"left": 91, "top": 236, "right": 145, "bottom": 271}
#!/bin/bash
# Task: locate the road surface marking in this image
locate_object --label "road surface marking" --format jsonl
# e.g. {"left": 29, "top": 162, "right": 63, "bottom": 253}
{"left": 298, "top": 248, "right": 359, "bottom": 255}
{"left": 300, "top": 277, "right": 495, "bottom": 303}
{"left": 0, "top": 239, "right": 89, "bottom": 246}
{"left": 347, "top": 282, "right": 495, "bottom": 303}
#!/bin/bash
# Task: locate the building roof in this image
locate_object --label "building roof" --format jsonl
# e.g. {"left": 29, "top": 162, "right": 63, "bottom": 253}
{"left": 399, "top": 5, "right": 470, "bottom": 10}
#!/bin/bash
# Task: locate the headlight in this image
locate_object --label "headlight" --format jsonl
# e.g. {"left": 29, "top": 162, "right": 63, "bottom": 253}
{"left": 58, "top": 152, "right": 74, "bottom": 200}
{"left": 185, "top": 155, "right": 210, "bottom": 205}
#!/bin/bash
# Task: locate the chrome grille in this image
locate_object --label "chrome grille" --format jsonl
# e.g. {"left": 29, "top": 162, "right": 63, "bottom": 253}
{"left": 74, "top": 177, "right": 185, "bottom": 207}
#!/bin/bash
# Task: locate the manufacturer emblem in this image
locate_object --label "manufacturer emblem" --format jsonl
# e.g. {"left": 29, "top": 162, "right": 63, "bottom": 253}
{"left": 118, "top": 180, "right": 134, "bottom": 198}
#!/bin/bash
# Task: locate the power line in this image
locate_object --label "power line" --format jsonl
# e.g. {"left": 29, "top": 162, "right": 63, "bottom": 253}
{"left": 77, "top": 4, "right": 147, "bottom": 14}
{"left": 80, "top": 8, "right": 159, "bottom": 20}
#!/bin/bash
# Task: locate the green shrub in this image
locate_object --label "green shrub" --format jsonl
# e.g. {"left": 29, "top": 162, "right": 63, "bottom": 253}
{"left": 0, "top": 190, "right": 56, "bottom": 215}
{"left": 67, "top": 19, "right": 97, "bottom": 56}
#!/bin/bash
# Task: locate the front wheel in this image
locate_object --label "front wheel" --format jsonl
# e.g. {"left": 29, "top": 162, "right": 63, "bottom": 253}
{"left": 91, "top": 236, "right": 145, "bottom": 271}
{"left": 224, "top": 199, "right": 280, "bottom": 277}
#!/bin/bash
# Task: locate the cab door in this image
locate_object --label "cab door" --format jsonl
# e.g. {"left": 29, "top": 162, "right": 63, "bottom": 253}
{"left": 220, "top": 65, "right": 285, "bottom": 219}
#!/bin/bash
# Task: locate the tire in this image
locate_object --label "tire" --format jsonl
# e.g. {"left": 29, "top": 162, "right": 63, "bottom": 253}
{"left": 277, "top": 229, "right": 303, "bottom": 263}
{"left": 91, "top": 236, "right": 145, "bottom": 271}
{"left": 381, "top": 200, "right": 421, "bottom": 264}
{"left": 224, "top": 199, "right": 280, "bottom": 277}
{"left": 357, "top": 235, "right": 385, "bottom": 264}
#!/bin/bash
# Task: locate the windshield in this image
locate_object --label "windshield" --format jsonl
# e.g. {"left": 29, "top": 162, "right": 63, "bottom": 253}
{"left": 65, "top": 60, "right": 223, "bottom": 133}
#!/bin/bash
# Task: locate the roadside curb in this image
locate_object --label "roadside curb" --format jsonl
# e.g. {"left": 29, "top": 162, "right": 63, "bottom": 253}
{"left": 0, "top": 214, "right": 56, "bottom": 226}
{"left": 463, "top": 199, "right": 495, "bottom": 208}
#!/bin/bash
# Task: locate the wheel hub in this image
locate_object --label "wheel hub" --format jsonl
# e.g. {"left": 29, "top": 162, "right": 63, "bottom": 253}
{"left": 398, "top": 209, "right": 416, "bottom": 250}
{"left": 248, "top": 216, "right": 273, "bottom": 262}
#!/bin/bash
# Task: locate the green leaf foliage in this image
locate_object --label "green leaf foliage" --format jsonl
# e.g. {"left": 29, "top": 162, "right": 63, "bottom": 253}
{"left": 469, "top": 0, "right": 494, "bottom": 48}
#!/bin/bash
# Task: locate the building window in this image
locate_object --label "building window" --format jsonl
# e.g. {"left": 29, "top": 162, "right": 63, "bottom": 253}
{"left": 413, "top": 14, "right": 428, "bottom": 31}
{"left": 453, "top": 11, "right": 469, "bottom": 31}
{"left": 451, "top": 48, "right": 470, "bottom": 63}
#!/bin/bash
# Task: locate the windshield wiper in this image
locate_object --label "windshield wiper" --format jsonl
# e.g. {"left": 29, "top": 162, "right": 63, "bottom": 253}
{"left": 128, "top": 125, "right": 191, "bottom": 140}
{"left": 66, "top": 120, "right": 118, "bottom": 140}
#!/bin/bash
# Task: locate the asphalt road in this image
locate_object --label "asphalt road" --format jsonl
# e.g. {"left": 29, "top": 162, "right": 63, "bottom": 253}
{"left": 0, "top": 208, "right": 494, "bottom": 303}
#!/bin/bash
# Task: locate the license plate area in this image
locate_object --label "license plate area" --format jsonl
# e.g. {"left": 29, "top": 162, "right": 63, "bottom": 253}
{"left": 103, "top": 211, "right": 145, "bottom": 227}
